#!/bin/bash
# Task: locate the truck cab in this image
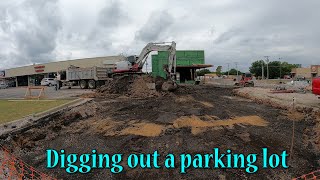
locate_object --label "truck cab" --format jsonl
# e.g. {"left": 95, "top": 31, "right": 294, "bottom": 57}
{"left": 312, "top": 77, "right": 320, "bottom": 96}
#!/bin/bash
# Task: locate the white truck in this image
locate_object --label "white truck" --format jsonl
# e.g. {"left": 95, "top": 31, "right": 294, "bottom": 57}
{"left": 60, "top": 66, "right": 113, "bottom": 89}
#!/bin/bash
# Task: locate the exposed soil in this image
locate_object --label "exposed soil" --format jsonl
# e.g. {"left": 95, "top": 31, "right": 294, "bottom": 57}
{"left": 1, "top": 85, "right": 319, "bottom": 180}
{"left": 96, "top": 75, "right": 165, "bottom": 98}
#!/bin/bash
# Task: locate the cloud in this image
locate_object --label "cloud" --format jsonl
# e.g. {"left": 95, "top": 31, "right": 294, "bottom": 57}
{"left": 135, "top": 11, "right": 174, "bottom": 42}
{"left": 0, "top": 0, "right": 61, "bottom": 69}
{"left": 54, "top": 0, "right": 129, "bottom": 60}
{"left": 98, "top": 1, "right": 126, "bottom": 28}
{"left": 1, "top": 0, "right": 320, "bottom": 71}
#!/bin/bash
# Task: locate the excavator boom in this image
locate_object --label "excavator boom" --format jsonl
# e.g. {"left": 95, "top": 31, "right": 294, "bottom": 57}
{"left": 115, "top": 41, "right": 177, "bottom": 81}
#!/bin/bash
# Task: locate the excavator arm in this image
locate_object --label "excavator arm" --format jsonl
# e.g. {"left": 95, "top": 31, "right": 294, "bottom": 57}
{"left": 133, "top": 41, "right": 176, "bottom": 80}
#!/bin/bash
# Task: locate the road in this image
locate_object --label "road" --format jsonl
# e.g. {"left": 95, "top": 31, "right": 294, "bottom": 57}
{"left": 0, "top": 86, "right": 93, "bottom": 99}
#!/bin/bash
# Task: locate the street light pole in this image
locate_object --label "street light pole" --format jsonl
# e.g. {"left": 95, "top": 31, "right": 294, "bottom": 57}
{"left": 227, "top": 63, "right": 230, "bottom": 77}
{"left": 279, "top": 57, "right": 282, "bottom": 79}
{"left": 261, "top": 61, "right": 264, "bottom": 79}
{"left": 235, "top": 62, "right": 239, "bottom": 80}
{"left": 264, "top": 56, "right": 270, "bottom": 79}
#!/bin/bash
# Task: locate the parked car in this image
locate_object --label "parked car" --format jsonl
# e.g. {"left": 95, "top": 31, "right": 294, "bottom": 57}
{"left": 0, "top": 82, "right": 8, "bottom": 89}
{"left": 40, "top": 78, "right": 57, "bottom": 86}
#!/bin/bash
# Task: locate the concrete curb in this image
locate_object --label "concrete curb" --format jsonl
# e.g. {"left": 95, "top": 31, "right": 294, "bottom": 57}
{"left": 0, "top": 98, "right": 93, "bottom": 137}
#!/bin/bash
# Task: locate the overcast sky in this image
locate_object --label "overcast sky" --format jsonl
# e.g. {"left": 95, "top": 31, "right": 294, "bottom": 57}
{"left": 0, "top": 0, "right": 319, "bottom": 72}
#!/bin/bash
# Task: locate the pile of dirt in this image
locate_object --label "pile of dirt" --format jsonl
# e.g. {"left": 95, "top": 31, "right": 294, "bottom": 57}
{"left": 97, "top": 75, "right": 166, "bottom": 98}
{"left": 97, "top": 76, "right": 131, "bottom": 94}
{"left": 128, "top": 76, "right": 161, "bottom": 98}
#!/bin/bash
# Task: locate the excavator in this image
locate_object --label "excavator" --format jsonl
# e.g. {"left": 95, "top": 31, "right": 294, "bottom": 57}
{"left": 113, "top": 41, "right": 178, "bottom": 91}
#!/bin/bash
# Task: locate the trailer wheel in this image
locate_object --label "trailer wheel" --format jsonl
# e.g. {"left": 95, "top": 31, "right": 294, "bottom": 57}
{"left": 88, "top": 80, "right": 96, "bottom": 89}
{"left": 80, "top": 80, "right": 88, "bottom": 89}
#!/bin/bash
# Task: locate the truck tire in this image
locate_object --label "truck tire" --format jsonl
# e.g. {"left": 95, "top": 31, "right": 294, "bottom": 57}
{"left": 88, "top": 80, "right": 96, "bottom": 89}
{"left": 80, "top": 80, "right": 88, "bottom": 89}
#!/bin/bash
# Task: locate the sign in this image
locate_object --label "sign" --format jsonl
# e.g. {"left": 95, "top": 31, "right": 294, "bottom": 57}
{"left": 0, "top": 71, "right": 5, "bottom": 77}
{"left": 34, "top": 65, "right": 45, "bottom": 73}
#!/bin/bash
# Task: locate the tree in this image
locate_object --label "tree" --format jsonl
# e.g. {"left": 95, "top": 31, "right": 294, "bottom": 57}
{"left": 224, "top": 68, "right": 242, "bottom": 75}
{"left": 216, "top": 66, "right": 222, "bottom": 76}
{"left": 281, "top": 62, "right": 298, "bottom": 77}
{"left": 249, "top": 60, "right": 298, "bottom": 79}
{"left": 197, "top": 69, "right": 211, "bottom": 76}
{"left": 268, "top": 61, "right": 281, "bottom": 79}
{"left": 249, "top": 60, "right": 266, "bottom": 77}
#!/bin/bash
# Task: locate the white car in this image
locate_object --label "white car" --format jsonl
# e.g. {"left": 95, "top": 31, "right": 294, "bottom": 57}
{"left": 41, "top": 78, "right": 57, "bottom": 86}
{"left": 0, "top": 82, "right": 8, "bottom": 89}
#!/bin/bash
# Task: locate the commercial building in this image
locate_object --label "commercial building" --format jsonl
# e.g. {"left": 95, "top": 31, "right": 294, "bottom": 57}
{"left": 0, "top": 56, "right": 125, "bottom": 87}
{"left": 291, "top": 65, "right": 320, "bottom": 79}
{"left": 0, "top": 50, "right": 212, "bottom": 87}
{"left": 152, "top": 50, "right": 212, "bottom": 83}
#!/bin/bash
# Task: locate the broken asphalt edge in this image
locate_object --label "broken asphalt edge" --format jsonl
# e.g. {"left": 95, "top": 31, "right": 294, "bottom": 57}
{"left": 0, "top": 98, "right": 93, "bottom": 138}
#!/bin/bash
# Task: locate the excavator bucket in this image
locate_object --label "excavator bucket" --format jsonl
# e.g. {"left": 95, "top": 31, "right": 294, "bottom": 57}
{"left": 162, "top": 80, "right": 178, "bottom": 91}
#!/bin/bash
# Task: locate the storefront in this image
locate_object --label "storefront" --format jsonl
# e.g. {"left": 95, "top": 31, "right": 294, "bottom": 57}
{"left": 3, "top": 56, "right": 124, "bottom": 87}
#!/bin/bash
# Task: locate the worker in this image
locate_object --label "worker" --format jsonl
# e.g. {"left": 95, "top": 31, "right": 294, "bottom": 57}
{"left": 54, "top": 76, "right": 59, "bottom": 91}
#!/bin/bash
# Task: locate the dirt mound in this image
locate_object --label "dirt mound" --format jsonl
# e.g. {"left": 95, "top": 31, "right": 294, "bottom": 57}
{"left": 97, "top": 76, "right": 130, "bottom": 94}
{"left": 97, "top": 75, "right": 166, "bottom": 98}
{"left": 128, "top": 76, "right": 161, "bottom": 98}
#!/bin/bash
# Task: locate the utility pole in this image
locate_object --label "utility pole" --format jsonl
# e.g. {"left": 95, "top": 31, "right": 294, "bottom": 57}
{"left": 279, "top": 57, "right": 282, "bottom": 79}
{"left": 261, "top": 61, "right": 264, "bottom": 79}
{"left": 235, "top": 62, "right": 239, "bottom": 79}
{"left": 264, "top": 56, "right": 270, "bottom": 79}
{"left": 227, "top": 63, "right": 230, "bottom": 77}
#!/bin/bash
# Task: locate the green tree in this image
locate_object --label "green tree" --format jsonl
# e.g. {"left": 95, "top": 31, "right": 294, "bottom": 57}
{"left": 249, "top": 60, "right": 298, "bottom": 79}
{"left": 249, "top": 60, "right": 266, "bottom": 77}
{"left": 268, "top": 61, "right": 281, "bottom": 79}
{"left": 197, "top": 69, "right": 211, "bottom": 76}
{"left": 224, "top": 68, "right": 242, "bottom": 75}
{"left": 281, "top": 62, "right": 298, "bottom": 77}
{"left": 216, "top": 66, "right": 222, "bottom": 76}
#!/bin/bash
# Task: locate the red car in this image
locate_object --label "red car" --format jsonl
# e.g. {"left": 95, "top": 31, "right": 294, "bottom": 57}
{"left": 312, "top": 77, "right": 320, "bottom": 96}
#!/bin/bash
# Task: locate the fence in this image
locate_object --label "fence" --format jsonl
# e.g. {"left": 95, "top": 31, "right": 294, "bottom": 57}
{"left": 293, "top": 170, "right": 320, "bottom": 180}
{"left": 0, "top": 145, "right": 57, "bottom": 180}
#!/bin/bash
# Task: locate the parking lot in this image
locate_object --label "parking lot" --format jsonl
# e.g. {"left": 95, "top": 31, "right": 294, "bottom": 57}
{"left": 0, "top": 86, "right": 93, "bottom": 99}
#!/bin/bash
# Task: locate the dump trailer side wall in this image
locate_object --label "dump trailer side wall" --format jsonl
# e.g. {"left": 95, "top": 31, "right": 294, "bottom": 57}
{"left": 67, "top": 67, "right": 111, "bottom": 81}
